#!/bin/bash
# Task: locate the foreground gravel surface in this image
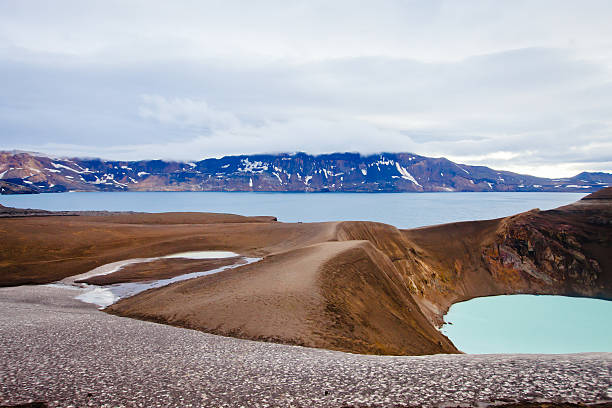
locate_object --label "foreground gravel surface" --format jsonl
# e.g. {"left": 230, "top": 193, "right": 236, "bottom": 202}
{"left": 1, "top": 286, "right": 611, "bottom": 408}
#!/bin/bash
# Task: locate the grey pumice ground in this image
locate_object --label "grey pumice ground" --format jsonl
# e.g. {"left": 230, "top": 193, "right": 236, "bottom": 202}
{"left": 1, "top": 285, "right": 611, "bottom": 408}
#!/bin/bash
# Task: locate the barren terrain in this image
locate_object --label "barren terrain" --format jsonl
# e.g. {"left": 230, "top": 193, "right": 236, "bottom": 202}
{"left": 1, "top": 285, "right": 610, "bottom": 407}
{"left": 1, "top": 188, "right": 611, "bottom": 356}
{"left": 75, "top": 257, "right": 244, "bottom": 285}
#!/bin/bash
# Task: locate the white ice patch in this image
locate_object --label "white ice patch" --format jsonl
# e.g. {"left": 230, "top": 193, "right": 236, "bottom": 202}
{"left": 76, "top": 287, "right": 120, "bottom": 307}
{"left": 44, "top": 283, "right": 82, "bottom": 291}
{"left": 456, "top": 164, "right": 470, "bottom": 175}
{"left": 163, "top": 251, "right": 238, "bottom": 259}
{"left": 51, "top": 162, "right": 83, "bottom": 173}
{"left": 76, "top": 257, "right": 259, "bottom": 309}
{"left": 238, "top": 158, "right": 268, "bottom": 173}
{"left": 361, "top": 168, "right": 367, "bottom": 176}
{"left": 304, "top": 175, "right": 312, "bottom": 185}
{"left": 375, "top": 157, "right": 394, "bottom": 166}
{"left": 249, "top": 178, "right": 253, "bottom": 188}
{"left": 63, "top": 258, "right": 158, "bottom": 284}
{"left": 0, "top": 170, "right": 7, "bottom": 179}
{"left": 61, "top": 251, "right": 249, "bottom": 309}
{"left": 395, "top": 162, "right": 421, "bottom": 186}
{"left": 273, "top": 172, "right": 283, "bottom": 184}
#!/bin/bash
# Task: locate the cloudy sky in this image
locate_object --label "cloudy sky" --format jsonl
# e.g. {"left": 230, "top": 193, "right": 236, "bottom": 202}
{"left": 1, "top": 1, "right": 611, "bottom": 177}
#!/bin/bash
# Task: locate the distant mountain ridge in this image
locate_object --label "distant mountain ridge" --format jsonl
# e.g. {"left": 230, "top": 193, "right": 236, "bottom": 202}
{"left": 0, "top": 151, "right": 610, "bottom": 194}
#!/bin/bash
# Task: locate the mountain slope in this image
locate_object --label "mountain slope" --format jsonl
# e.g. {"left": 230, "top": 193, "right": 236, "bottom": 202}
{"left": 1, "top": 151, "right": 610, "bottom": 194}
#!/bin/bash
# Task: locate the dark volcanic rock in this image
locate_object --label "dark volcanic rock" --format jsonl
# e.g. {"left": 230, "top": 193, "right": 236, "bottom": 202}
{"left": 0, "top": 151, "right": 610, "bottom": 194}
{"left": 0, "top": 180, "right": 39, "bottom": 195}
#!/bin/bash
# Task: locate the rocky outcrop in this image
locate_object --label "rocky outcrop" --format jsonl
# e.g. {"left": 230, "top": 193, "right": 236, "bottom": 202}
{"left": 0, "top": 180, "right": 38, "bottom": 194}
{"left": 1, "top": 151, "right": 610, "bottom": 194}
{"left": 399, "top": 189, "right": 612, "bottom": 326}
{"left": 482, "top": 210, "right": 606, "bottom": 297}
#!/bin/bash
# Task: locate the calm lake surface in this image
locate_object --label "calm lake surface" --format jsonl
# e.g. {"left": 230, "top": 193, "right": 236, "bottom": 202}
{"left": 2, "top": 191, "right": 610, "bottom": 354}
{"left": 0, "top": 191, "right": 586, "bottom": 229}
{"left": 442, "top": 295, "right": 612, "bottom": 354}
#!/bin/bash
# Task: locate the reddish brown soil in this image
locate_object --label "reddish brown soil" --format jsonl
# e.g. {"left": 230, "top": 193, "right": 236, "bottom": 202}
{"left": 2, "top": 187, "right": 611, "bottom": 355}
{"left": 75, "top": 257, "right": 244, "bottom": 285}
{"left": 582, "top": 188, "right": 612, "bottom": 200}
{"left": 107, "top": 240, "right": 458, "bottom": 355}
{"left": 0, "top": 213, "right": 334, "bottom": 286}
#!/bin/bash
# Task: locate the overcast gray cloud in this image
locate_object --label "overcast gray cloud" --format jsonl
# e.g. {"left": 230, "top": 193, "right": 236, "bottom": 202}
{"left": 0, "top": 0, "right": 611, "bottom": 177}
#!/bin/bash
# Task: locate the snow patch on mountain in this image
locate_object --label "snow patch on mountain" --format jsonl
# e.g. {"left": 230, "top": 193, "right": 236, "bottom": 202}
{"left": 239, "top": 158, "right": 268, "bottom": 173}
{"left": 51, "top": 162, "right": 83, "bottom": 173}
{"left": 272, "top": 172, "right": 282, "bottom": 185}
{"left": 395, "top": 162, "right": 421, "bottom": 186}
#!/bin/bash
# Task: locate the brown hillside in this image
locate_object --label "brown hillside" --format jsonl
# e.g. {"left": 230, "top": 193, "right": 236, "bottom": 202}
{"left": 2, "top": 187, "right": 610, "bottom": 355}
{"left": 0, "top": 213, "right": 335, "bottom": 286}
{"left": 107, "top": 240, "right": 457, "bottom": 355}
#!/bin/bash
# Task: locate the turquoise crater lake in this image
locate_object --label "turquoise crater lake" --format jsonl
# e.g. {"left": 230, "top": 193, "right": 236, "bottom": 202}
{"left": 2, "top": 191, "right": 610, "bottom": 354}
{"left": 442, "top": 295, "right": 612, "bottom": 354}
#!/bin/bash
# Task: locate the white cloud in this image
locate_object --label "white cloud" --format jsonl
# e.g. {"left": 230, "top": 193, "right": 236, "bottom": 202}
{"left": 0, "top": 1, "right": 611, "bottom": 178}
{"left": 138, "top": 95, "right": 241, "bottom": 132}
{"left": 2, "top": 1, "right": 612, "bottom": 66}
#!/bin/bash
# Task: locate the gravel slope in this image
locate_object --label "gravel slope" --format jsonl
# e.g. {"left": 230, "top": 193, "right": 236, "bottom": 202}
{"left": 1, "top": 285, "right": 610, "bottom": 408}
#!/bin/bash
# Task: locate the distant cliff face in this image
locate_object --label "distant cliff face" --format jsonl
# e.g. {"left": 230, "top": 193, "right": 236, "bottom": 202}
{"left": 1, "top": 151, "right": 610, "bottom": 194}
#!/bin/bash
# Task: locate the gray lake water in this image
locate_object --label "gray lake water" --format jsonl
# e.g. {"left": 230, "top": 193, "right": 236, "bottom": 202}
{"left": 2, "top": 191, "right": 610, "bottom": 354}
{"left": 0, "top": 191, "right": 587, "bottom": 229}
